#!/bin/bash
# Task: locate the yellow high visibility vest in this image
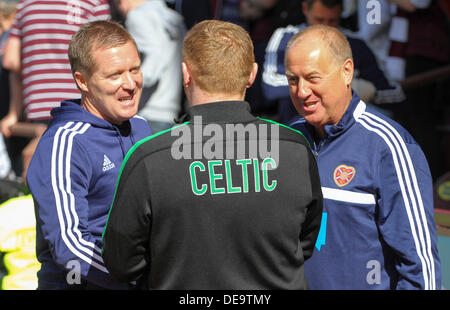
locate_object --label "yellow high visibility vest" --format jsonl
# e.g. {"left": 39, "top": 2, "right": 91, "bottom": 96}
{"left": 0, "top": 195, "right": 40, "bottom": 290}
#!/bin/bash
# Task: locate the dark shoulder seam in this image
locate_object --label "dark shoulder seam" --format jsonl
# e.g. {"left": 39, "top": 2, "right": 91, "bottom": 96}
{"left": 123, "top": 121, "right": 190, "bottom": 168}
{"left": 257, "top": 117, "right": 311, "bottom": 149}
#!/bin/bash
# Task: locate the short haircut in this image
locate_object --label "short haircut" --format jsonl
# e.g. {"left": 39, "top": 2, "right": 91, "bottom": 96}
{"left": 0, "top": 0, "right": 17, "bottom": 17}
{"left": 304, "top": 0, "right": 343, "bottom": 9}
{"left": 68, "top": 20, "right": 137, "bottom": 77}
{"left": 182, "top": 20, "right": 254, "bottom": 96}
{"left": 285, "top": 24, "right": 353, "bottom": 66}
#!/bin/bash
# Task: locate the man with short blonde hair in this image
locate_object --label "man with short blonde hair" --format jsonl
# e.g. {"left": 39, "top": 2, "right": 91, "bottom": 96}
{"left": 68, "top": 20, "right": 138, "bottom": 78}
{"left": 27, "top": 20, "right": 152, "bottom": 290}
{"left": 182, "top": 20, "right": 255, "bottom": 97}
{"left": 102, "top": 20, "right": 323, "bottom": 289}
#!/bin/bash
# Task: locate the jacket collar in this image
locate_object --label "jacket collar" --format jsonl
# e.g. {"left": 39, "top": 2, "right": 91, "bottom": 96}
{"left": 323, "top": 91, "right": 363, "bottom": 139}
{"left": 50, "top": 99, "right": 132, "bottom": 130}
{"left": 291, "top": 91, "right": 365, "bottom": 144}
{"left": 184, "top": 101, "right": 255, "bottom": 124}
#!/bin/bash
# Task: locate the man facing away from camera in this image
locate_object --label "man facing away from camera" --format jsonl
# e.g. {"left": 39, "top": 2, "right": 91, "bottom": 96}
{"left": 102, "top": 19, "right": 323, "bottom": 290}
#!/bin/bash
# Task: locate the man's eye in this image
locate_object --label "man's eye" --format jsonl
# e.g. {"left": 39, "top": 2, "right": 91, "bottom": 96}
{"left": 287, "top": 77, "right": 297, "bottom": 84}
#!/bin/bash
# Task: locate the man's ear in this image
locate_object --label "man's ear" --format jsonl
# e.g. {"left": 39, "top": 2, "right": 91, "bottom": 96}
{"left": 182, "top": 62, "right": 191, "bottom": 88}
{"left": 246, "top": 62, "right": 258, "bottom": 88}
{"left": 74, "top": 71, "right": 89, "bottom": 93}
{"left": 342, "top": 58, "right": 354, "bottom": 87}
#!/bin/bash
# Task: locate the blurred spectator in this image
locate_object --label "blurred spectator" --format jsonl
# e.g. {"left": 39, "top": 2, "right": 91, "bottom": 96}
{"left": 171, "top": 0, "right": 210, "bottom": 29}
{"left": 239, "top": 0, "right": 282, "bottom": 117}
{"left": 0, "top": 0, "right": 17, "bottom": 180}
{"left": 270, "top": 0, "right": 305, "bottom": 29}
{"left": 0, "top": 0, "right": 15, "bottom": 48}
{"left": 0, "top": 0, "right": 111, "bottom": 179}
{"left": 262, "top": 0, "right": 405, "bottom": 124}
{"left": 0, "top": 0, "right": 16, "bottom": 119}
{"left": 0, "top": 133, "right": 10, "bottom": 179}
{"left": 339, "top": 0, "right": 358, "bottom": 31}
{"left": 0, "top": 195, "right": 40, "bottom": 290}
{"left": 172, "top": 0, "right": 301, "bottom": 39}
{"left": 356, "top": 0, "right": 394, "bottom": 71}
{"left": 387, "top": 0, "right": 449, "bottom": 81}
{"left": 387, "top": 0, "right": 450, "bottom": 180}
{"left": 115, "top": 0, "right": 185, "bottom": 133}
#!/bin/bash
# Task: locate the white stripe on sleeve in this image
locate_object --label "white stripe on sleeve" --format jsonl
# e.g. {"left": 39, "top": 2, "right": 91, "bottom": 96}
{"left": 357, "top": 108, "right": 435, "bottom": 290}
{"left": 51, "top": 121, "right": 108, "bottom": 273}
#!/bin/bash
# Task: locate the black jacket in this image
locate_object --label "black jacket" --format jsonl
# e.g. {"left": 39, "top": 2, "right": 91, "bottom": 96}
{"left": 102, "top": 101, "right": 323, "bottom": 289}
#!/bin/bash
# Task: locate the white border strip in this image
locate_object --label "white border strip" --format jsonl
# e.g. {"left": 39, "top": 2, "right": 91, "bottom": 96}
{"left": 321, "top": 187, "right": 376, "bottom": 205}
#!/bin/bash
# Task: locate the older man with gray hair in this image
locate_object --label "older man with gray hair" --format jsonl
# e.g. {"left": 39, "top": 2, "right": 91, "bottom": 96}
{"left": 287, "top": 24, "right": 441, "bottom": 290}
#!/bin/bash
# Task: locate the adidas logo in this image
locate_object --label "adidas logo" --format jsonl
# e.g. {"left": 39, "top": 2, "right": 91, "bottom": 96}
{"left": 102, "top": 154, "right": 116, "bottom": 172}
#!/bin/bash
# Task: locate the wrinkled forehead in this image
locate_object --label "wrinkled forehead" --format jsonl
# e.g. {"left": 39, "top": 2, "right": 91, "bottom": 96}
{"left": 286, "top": 37, "right": 332, "bottom": 68}
{"left": 286, "top": 54, "right": 345, "bottom": 85}
{"left": 87, "top": 41, "right": 140, "bottom": 74}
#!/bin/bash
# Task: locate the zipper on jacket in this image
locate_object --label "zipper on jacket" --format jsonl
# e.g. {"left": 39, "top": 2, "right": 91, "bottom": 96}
{"left": 312, "top": 137, "right": 327, "bottom": 158}
{"left": 112, "top": 126, "right": 127, "bottom": 158}
{"left": 113, "top": 121, "right": 136, "bottom": 159}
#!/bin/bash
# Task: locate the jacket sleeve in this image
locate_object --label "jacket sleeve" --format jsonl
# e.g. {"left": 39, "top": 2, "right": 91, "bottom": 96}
{"left": 102, "top": 147, "right": 151, "bottom": 283}
{"left": 299, "top": 145, "right": 324, "bottom": 261}
{"left": 26, "top": 133, "right": 128, "bottom": 289}
{"left": 376, "top": 137, "right": 441, "bottom": 290}
{"left": 262, "top": 27, "right": 294, "bottom": 102}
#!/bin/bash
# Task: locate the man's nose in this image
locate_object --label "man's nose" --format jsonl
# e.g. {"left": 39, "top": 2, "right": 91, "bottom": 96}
{"left": 297, "top": 78, "right": 311, "bottom": 99}
{"left": 121, "top": 72, "right": 137, "bottom": 90}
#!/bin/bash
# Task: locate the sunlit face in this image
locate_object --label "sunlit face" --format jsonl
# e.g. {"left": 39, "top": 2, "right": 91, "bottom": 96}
{"left": 285, "top": 37, "right": 353, "bottom": 135}
{"left": 77, "top": 41, "right": 142, "bottom": 125}
{"left": 302, "top": 1, "right": 342, "bottom": 27}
